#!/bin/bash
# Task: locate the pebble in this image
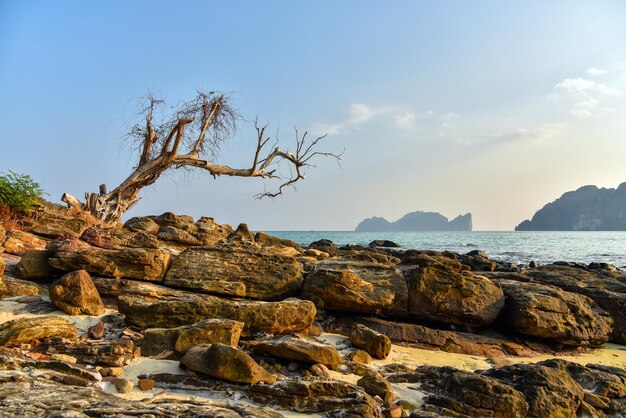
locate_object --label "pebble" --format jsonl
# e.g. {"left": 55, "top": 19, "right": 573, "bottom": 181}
{"left": 138, "top": 378, "right": 155, "bottom": 391}
{"left": 113, "top": 378, "right": 134, "bottom": 394}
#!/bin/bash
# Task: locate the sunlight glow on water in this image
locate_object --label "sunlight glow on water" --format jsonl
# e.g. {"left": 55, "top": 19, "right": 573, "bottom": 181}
{"left": 267, "top": 231, "right": 626, "bottom": 267}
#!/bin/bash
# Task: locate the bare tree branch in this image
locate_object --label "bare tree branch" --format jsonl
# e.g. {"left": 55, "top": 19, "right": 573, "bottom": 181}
{"left": 62, "top": 90, "right": 341, "bottom": 224}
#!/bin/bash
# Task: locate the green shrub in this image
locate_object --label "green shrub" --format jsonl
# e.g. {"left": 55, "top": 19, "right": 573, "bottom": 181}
{"left": 0, "top": 171, "right": 47, "bottom": 213}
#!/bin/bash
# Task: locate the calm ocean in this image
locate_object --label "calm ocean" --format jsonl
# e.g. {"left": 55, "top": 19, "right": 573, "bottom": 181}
{"left": 267, "top": 231, "right": 626, "bottom": 268}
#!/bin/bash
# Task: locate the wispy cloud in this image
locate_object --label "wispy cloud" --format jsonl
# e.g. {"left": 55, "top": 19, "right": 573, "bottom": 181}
{"left": 394, "top": 111, "right": 416, "bottom": 130}
{"left": 587, "top": 67, "right": 607, "bottom": 76}
{"left": 554, "top": 75, "right": 619, "bottom": 117}
{"left": 310, "top": 103, "right": 389, "bottom": 135}
{"left": 462, "top": 122, "right": 567, "bottom": 146}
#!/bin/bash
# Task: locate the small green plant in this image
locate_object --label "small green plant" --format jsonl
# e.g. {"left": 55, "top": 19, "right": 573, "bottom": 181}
{"left": 0, "top": 171, "right": 47, "bottom": 213}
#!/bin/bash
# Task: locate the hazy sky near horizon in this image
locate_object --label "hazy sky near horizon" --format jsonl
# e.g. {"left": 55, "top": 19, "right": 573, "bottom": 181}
{"left": 1, "top": 1, "right": 626, "bottom": 231}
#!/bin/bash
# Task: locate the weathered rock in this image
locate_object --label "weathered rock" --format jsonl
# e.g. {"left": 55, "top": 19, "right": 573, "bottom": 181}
{"left": 113, "top": 377, "right": 134, "bottom": 393}
{"left": 49, "top": 270, "right": 106, "bottom": 316}
{"left": 142, "top": 319, "right": 244, "bottom": 356}
{"left": 406, "top": 254, "right": 504, "bottom": 327}
{"left": 228, "top": 223, "right": 255, "bottom": 242}
{"left": 47, "top": 339, "right": 135, "bottom": 367}
{"left": 0, "top": 256, "right": 4, "bottom": 278}
{"left": 349, "top": 349, "right": 373, "bottom": 364}
{"left": 138, "top": 377, "right": 155, "bottom": 391}
{"left": 144, "top": 372, "right": 382, "bottom": 417}
{"left": 393, "top": 366, "right": 529, "bottom": 418}
{"left": 80, "top": 226, "right": 159, "bottom": 249}
{"left": 2, "top": 229, "right": 47, "bottom": 256}
{"left": 181, "top": 343, "right": 276, "bottom": 384}
{"left": 487, "top": 265, "right": 626, "bottom": 344}
{"left": 0, "top": 316, "right": 77, "bottom": 346}
{"left": 157, "top": 225, "right": 202, "bottom": 245}
{"left": 301, "top": 260, "right": 408, "bottom": 317}
{"left": 0, "top": 276, "right": 45, "bottom": 297}
{"left": 0, "top": 374, "right": 281, "bottom": 417}
{"left": 193, "top": 216, "right": 234, "bottom": 245}
{"left": 49, "top": 238, "right": 170, "bottom": 281}
{"left": 350, "top": 323, "right": 391, "bottom": 360}
{"left": 15, "top": 250, "right": 59, "bottom": 279}
{"left": 357, "top": 371, "right": 394, "bottom": 401}
{"left": 496, "top": 279, "right": 613, "bottom": 346}
{"left": 164, "top": 245, "right": 302, "bottom": 300}
{"left": 119, "top": 293, "right": 316, "bottom": 336}
{"left": 28, "top": 213, "right": 92, "bottom": 238}
{"left": 254, "top": 232, "right": 302, "bottom": 249}
{"left": 92, "top": 276, "right": 183, "bottom": 299}
{"left": 458, "top": 250, "right": 497, "bottom": 272}
{"left": 483, "top": 360, "right": 584, "bottom": 418}
{"left": 251, "top": 335, "right": 343, "bottom": 369}
{"left": 327, "top": 316, "right": 539, "bottom": 357}
{"left": 0, "top": 348, "right": 101, "bottom": 382}
{"left": 124, "top": 216, "right": 160, "bottom": 234}
{"left": 88, "top": 320, "right": 105, "bottom": 339}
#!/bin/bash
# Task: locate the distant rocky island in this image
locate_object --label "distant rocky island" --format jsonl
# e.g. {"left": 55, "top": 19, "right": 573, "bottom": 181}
{"left": 516, "top": 182, "right": 626, "bottom": 231}
{"left": 355, "top": 211, "right": 472, "bottom": 232}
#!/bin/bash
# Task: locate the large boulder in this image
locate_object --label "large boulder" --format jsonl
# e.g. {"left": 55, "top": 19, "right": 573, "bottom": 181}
{"left": 15, "top": 250, "right": 60, "bottom": 279}
{"left": 164, "top": 245, "right": 302, "bottom": 300}
{"left": 390, "top": 366, "right": 529, "bottom": 418}
{"left": 349, "top": 323, "right": 391, "bottom": 359}
{"left": 301, "top": 260, "right": 408, "bottom": 317}
{"left": 48, "top": 238, "right": 170, "bottom": 281}
{"left": 250, "top": 335, "right": 343, "bottom": 369}
{"left": 142, "top": 319, "right": 244, "bottom": 356}
{"left": 405, "top": 254, "right": 504, "bottom": 327}
{"left": 181, "top": 343, "right": 276, "bottom": 384}
{"left": 496, "top": 279, "right": 613, "bottom": 346}
{"left": 118, "top": 293, "right": 316, "bottom": 336}
{"left": 483, "top": 361, "right": 585, "bottom": 418}
{"left": 49, "top": 270, "right": 106, "bottom": 316}
{"left": 0, "top": 317, "right": 77, "bottom": 346}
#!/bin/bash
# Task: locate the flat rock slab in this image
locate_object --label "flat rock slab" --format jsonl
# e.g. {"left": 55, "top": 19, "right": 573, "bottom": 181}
{"left": 118, "top": 293, "right": 316, "bottom": 336}
{"left": 301, "top": 260, "right": 408, "bottom": 317}
{"left": 46, "top": 339, "right": 135, "bottom": 367}
{"left": 164, "top": 246, "right": 302, "bottom": 300}
{"left": 250, "top": 335, "right": 343, "bottom": 368}
{"left": 49, "top": 238, "right": 170, "bottom": 281}
{"left": 0, "top": 316, "right": 77, "bottom": 346}
{"left": 0, "top": 373, "right": 282, "bottom": 417}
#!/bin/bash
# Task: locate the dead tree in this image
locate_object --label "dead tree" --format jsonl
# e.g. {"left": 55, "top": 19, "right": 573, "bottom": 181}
{"left": 62, "top": 91, "right": 341, "bottom": 225}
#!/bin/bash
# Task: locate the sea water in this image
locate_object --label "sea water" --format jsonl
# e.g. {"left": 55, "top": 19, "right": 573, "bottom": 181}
{"left": 267, "top": 231, "right": 626, "bottom": 268}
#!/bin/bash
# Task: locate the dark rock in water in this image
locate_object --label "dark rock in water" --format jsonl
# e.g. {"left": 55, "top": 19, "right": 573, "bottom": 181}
{"left": 181, "top": 343, "right": 276, "bottom": 384}
{"left": 163, "top": 245, "right": 302, "bottom": 300}
{"left": 458, "top": 250, "right": 497, "bottom": 272}
{"left": 301, "top": 259, "right": 408, "bottom": 317}
{"left": 495, "top": 279, "right": 613, "bottom": 346}
{"left": 308, "top": 239, "right": 337, "bottom": 255}
{"left": 368, "top": 240, "right": 400, "bottom": 248}
{"left": 515, "top": 182, "right": 626, "bottom": 231}
{"left": 0, "top": 316, "right": 77, "bottom": 346}
{"left": 49, "top": 270, "right": 106, "bottom": 316}
{"left": 529, "top": 260, "right": 538, "bottom": 268}
{"left": 356, "top": 211, "right": 472, "bottom": 232}
{"left": 142, "top": 319, "right": 244, "bottom": 356}
{"left": 118, "top": 292, "right": 316, "bottom": 336}
{"left": 392, "top": 366, "right": 529, "bottom": 418}
{"left": 349, "top": 323, "right": 391, "bottom": 360}
{"left": 405, "top": 254, "right": 504, "bottom": 327}
{"left": 250, "top": 334, "right": 343, "bottom": 369}
{"left": 0, "top": 373, "right": 282, "bottom": 417}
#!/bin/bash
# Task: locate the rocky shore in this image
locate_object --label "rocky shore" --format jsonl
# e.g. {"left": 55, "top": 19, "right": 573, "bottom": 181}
{"left": 1, "top": 202, "right": 626, "bottom": 417}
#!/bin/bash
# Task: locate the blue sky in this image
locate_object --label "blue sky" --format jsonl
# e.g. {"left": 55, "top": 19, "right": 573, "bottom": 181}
{"left": 1, "top": 1, "right": 625, "bottom": 230}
